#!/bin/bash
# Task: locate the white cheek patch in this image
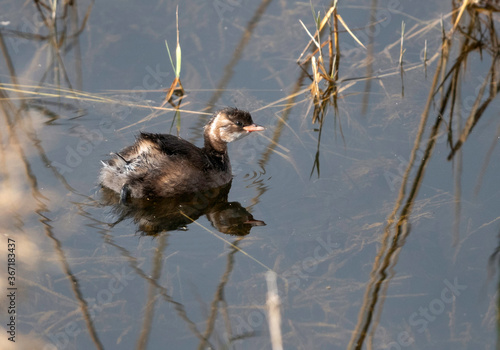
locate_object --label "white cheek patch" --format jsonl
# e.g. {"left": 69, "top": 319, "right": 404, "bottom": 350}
{"left": 209, "top": 114, "right": 220, "bottom": 140}
{"left": 222, "top": 131, "right": 247, "bottom": 143}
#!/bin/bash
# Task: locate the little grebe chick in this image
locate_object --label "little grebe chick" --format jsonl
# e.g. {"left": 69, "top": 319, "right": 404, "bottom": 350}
{"left": 99, "top": 107, "right": 264, "bottom": 201}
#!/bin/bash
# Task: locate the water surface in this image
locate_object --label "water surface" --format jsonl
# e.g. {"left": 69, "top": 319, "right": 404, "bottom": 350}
{"left": 1, "top": 1, "right": 499, "bottom": 349}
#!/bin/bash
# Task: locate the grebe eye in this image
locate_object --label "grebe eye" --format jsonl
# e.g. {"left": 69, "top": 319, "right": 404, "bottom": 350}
{"left": 235, "top": 121, "right": 243, "bottom": 127}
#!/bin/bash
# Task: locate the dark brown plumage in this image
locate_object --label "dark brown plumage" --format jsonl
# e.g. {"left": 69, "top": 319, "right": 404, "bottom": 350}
{"left": 99, "top": 107, "right": 264, "bottom": 201}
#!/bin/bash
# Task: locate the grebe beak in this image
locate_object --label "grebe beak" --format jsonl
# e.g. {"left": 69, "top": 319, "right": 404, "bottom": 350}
{"left": 243, "top": 124, "right": 265, "bottom": 132}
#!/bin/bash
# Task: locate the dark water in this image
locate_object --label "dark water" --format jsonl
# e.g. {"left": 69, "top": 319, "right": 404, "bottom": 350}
{"left": 1, "top": 1, "right": 499, "bottom": 349}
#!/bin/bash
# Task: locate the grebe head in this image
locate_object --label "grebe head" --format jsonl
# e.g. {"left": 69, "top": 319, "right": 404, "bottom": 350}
{"left": 204, "top": 107, "right": 264, "bottom": 150}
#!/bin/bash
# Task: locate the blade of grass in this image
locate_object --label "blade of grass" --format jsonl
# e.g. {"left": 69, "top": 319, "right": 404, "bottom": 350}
{"left": 299, "top": 19, "right": 320, "bottom": 50}
{"left": 319, "top": 0, "right": 337, "bottom": 33}
{"left": 330, "top": 54, "right": 337, "bottom": 80}
{"left": 296, "top": 1, "right": 337, "bottom": 63}
{"left": 311, "top": 56, "right": 320, "bottom": 100}
{"left": 165, "top": 39, "right": 176, "bottom": 76}
{"left": 175, "top": 6, "right": 181, "bottom": 78}
{"left": 310, "top": 0, "right": 319, "bottom": 28}
{"left": 452, "top": 0, "right": 469, "bottom": 33}
{"left": 399, "top": 21, "right": 405, "bottom": 66}
{"left": 424, "top": 39, "right": 427, "bottom": 62}
{"left": 165, "top": 6, "right": 181, "bottom": 78}
{"left": 337, "top": 14, "right": 366, "bottom": 50}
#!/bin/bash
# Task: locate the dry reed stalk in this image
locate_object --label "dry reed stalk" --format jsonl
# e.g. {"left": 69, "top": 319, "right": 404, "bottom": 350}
{"left": 266, "top": 271, "right": 283, "bottom": 350}
{"left": 399, "top": 21, "right": 405, "bottom": 66}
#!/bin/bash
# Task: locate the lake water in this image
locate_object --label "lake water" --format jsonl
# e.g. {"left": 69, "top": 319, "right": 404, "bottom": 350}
{"left": 1, "top": 1, "right": 499, "bottom": 349}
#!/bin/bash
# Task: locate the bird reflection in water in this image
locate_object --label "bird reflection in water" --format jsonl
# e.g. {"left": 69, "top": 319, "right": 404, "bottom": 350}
{"left": 99, "top": 181, "right": 265, "bottom": 236}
